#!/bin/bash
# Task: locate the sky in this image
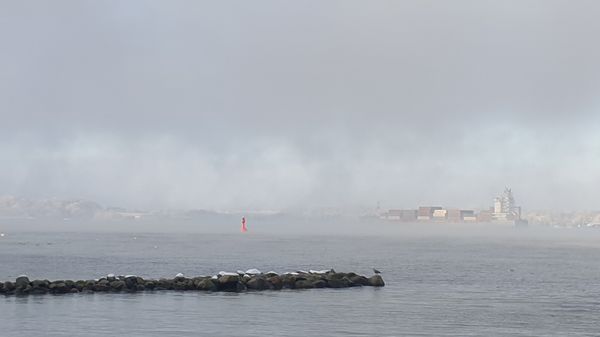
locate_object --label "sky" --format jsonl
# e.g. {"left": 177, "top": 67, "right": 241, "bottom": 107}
{"left": 1, "top": 0, "right": 599, "bottom": 212}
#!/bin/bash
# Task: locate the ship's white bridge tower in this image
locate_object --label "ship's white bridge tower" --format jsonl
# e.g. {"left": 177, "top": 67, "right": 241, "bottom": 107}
{"left": 493, "top": 187, "right": 521, "bottom": 221}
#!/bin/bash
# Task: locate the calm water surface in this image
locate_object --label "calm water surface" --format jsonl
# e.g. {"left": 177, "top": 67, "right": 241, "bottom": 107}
{"left": 1, "top": 231, "right": 600, "bottom": 336}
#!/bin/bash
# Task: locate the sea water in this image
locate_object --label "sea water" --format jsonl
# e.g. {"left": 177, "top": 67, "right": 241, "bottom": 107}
{"left": 1, "top": 230, "right": 600, "bottom": 336}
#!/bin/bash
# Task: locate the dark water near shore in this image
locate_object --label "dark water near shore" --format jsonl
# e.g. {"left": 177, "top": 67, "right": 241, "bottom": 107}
{"left": 2, "top": 230, "right": 600, "bottom": 336}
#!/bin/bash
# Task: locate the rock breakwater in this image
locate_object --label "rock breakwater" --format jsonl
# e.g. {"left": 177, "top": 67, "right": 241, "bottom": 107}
{"left": 0, "top": 270, "right": 384, "bottom": 295}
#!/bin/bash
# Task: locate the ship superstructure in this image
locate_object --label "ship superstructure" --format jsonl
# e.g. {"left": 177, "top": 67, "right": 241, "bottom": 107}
{"left": 492, "top": 187, "right": 521, "bottom": 221}
{"left": 380, "top": 187, "right": 527, "bottom": 226}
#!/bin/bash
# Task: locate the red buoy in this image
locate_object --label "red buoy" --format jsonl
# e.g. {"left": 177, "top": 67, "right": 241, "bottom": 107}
{"left": 241, "top": 216, "right": 247, "bottom": 233}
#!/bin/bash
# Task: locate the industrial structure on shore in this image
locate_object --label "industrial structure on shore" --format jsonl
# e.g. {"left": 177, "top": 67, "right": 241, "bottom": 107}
{"left": 380, "top": 188, "right": 527, "bottom": 226}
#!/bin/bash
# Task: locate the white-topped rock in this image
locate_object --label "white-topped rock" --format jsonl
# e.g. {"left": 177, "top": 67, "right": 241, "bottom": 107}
{"left": 175, "top": 273, "right": 184, "bottom": 278}
{"left": 218, "top": 271, "right": 238, "bottom": 276}
{"left": 245, "top": 268, "right": 261, "bottom": 275}
{"left": 15, "top": 275, "right": 30, "bottom": 288}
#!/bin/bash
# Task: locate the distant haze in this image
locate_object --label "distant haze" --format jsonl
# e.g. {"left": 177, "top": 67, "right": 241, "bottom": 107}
{"left": 1, "top": 1, "right": 599, "bottom": 212}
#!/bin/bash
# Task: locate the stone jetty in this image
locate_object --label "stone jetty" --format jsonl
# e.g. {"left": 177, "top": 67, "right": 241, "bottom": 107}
{"left": 0, "top": 269, "right": 384, "bottom": 295}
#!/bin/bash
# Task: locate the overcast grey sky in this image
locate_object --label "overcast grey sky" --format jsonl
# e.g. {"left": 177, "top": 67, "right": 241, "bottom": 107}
{"left": 1, "top": 0, "right": 599, "bottom": 211}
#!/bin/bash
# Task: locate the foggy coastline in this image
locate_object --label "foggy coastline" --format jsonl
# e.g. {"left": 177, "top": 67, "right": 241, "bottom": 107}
{"left": 2, "top": 195, "right": 599, "bottom": 236}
